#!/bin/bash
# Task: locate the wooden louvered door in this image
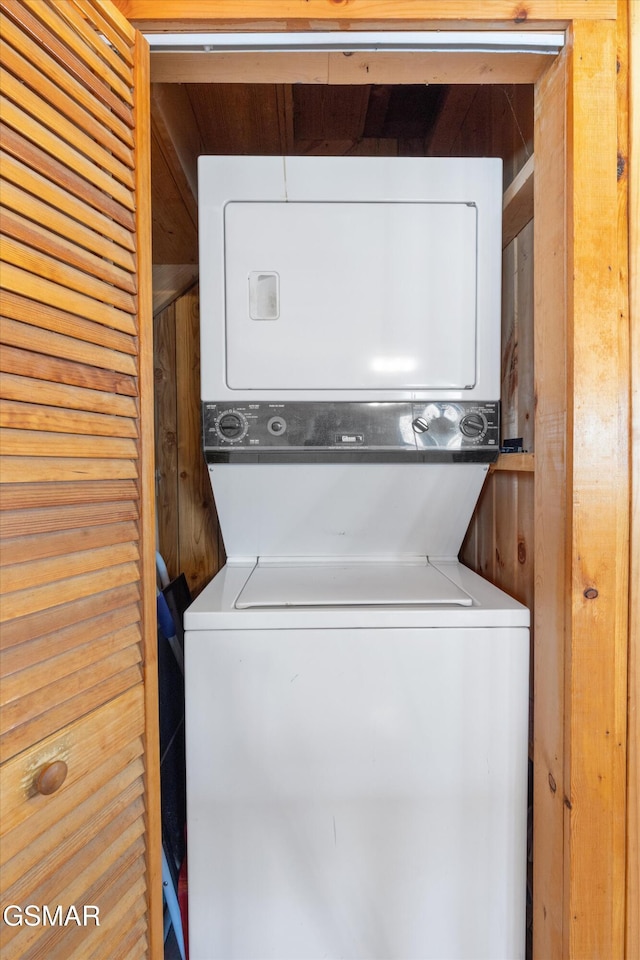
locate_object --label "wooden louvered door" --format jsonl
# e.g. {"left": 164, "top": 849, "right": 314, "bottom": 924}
{"left": 0, "top": 1, "right": 161, "bottom": 957}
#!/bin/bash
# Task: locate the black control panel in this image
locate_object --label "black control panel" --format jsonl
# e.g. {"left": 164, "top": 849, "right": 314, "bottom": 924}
{"left": 202, "top": 401, "right": 500, "bottom": 463}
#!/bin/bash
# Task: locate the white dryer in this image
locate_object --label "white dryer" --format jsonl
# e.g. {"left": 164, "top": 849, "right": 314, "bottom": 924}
{"left": 185, "top": 157, "right": 530, "bottom": 960}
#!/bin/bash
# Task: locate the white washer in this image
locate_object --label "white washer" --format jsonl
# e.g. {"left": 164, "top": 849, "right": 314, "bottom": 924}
{"left": 185, "top": 559, "right": 529, "bottom": 960}
{"left": 186, "top": 156, "right": 530, "bottom": 959}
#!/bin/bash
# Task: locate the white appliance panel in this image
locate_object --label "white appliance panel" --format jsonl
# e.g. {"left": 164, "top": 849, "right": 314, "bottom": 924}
{"left": 224, "top": 201, "right": 477, "bottom": 391}
{"left": 235, "top": 559, "right": 472, "bottom": 608}
{"left": 198, "top": 155, "right": 502, "bottom": 402}
{"left": 186, "top": 624, "right": 529, "bottom": 959}
{"left": 209, "top": 462, "right": 488, "bottom": 559}
{"left": 184, "top": 560, "right": 531, "bottom": 631}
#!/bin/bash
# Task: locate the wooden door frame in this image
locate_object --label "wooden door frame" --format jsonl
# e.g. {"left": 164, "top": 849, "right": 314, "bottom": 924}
{"left": 118, "top": 3, "right": 632, "bottom": 957}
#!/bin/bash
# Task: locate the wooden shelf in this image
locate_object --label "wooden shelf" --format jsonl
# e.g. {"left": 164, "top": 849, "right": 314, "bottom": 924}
{"left": 502, "top": 154, "right": 534, "bottom": 248}
{"left": 490, "top": 452, "right": 535, "bottom": 473}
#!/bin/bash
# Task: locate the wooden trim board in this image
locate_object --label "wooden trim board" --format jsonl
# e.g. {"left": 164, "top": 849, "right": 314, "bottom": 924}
{"left": 150, "top": 49, "right": 556, "bottom": 85}
{"left": 114, "top": 0, "right": 617, "bottom": 29}
{"left": 132, "top": 27, "right": 163, "bottom": 960}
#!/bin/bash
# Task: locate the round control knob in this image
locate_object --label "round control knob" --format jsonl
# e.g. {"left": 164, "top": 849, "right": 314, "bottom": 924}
{"left": 459, "top": 412, "right": 486, "bottom": 439}
{"left": 215, "top": 410, "right": 247, "bottom": 442}
{"left": 412, "top": 417, "right": 430, "bottom": 434}
{"left": 267, "top": 416, "right": 287, "bottom": 436}
{"left": 218, "top": 413, "right": 243, "bottom": 438}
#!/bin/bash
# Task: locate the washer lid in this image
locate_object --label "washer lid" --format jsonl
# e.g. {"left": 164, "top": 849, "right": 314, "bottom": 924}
{"left": 235, "top": 560, "right": 472, "bottom": 609}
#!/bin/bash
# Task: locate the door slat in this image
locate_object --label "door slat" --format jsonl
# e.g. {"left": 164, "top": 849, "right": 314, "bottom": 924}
{"left": 0, "top": 0, "right": 134, "bottom": 126}
{"left": 1, "top": 207, "right": 137, "bottom": 294}
{"left": 0, "top": 456, "right": 139, "bottom": 483}
{"left": 0, "top": 560, "right": 141, "bottom": 622}
{"left": 0, "top": 263, "right": 137, "bottom": 333}
{"left": 1, "top": 135, "right": 136, "bottom": 239}
{"left": 1, "top": 301, "right": 137, "bottom": 361}
{"left": 20, "top": 0, "right": 134, "bottom": 104}
{"left": 0, "top": 372, "right": 138, "bottom": 417}
{"left": 0, "top": 400, "right": 139, "bottom": 440}
{"left": 1, "top": 95, "right": 135, "bottom": 209}
{"left": 0, "top": 35, "right": 134, "bottom": 163}
{"left": 0, "top": 10, "right": 134, "bottom": 146}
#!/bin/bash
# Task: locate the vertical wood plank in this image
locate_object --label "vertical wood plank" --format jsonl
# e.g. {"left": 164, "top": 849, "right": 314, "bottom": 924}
{"left": 533, "top": 40, "right": 569, "bottom": 960}
{"left": 175, "top": 287, "right": 220, "bottom": 597}
{"left": 501, "top": 238, "right": 518, "bottom": 442}
{"left": 276, "top": 83, "right": 295, "bottom": 154}
{"left": 625, "top": 0, "right": 640, "bottom": 950}
{"left": 153, "top": 286, "right": 227, "bottom": 596}
{"left": 516, "top": 220, "right": 535, "bottom": 452}
{"left": 132, "top": 28, "right": 163, "bottom": 959}
{"left": 499, "top": 222, "right": 536, "bottom": 455}
{"left": 153, "top": 302, "right": 179, "bottom": 580}
{"left": 512, "top": 85, "right": 535, "bottom": 180}
{"left": 567, "top": 19, "right": 628, "bottom": 958}
{"left": 515, "top": 471, "right": 535, "bottom": 612}
{"left": 493, "top": 471, "right": 518, "bottom": 596}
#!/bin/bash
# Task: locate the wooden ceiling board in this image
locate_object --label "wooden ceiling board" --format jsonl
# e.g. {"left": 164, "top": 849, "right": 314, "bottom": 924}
{"left": 397, "top": 137, "right": 429, "bottom": 155}
{"left": 361, "top": 85, "right": 393, "bottom": 137}
{"left": 425, "top": 84, "right": 479, "bottom": 155}
{"left": 151, "top": 52, "right": 329, "bottom": 84}
{"left": 187, "top": 84, "right": 284, "bottom": 154}
{"left": 371, "top": 84, "right": 444, "bottom": 138}
{"left": 293, "top": 85, "right": 370, "bottom": 140}
{"left": 448, "top": 87, "right": 494, "bottom": 157}
{"left": 276, "top": 84, "right": 295, "bottom": 154}
{"left": 293, "top": 138, "right": 399, "bottom": 156}
{"left": 328, "top": 51, "right": 554, "bottom": 85}
{"left": 151, "top": 50, "right": 552, "bottom": 86}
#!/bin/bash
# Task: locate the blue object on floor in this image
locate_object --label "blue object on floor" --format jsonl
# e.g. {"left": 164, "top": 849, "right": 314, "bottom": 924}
{"left": 163, "top": 844, "right": 186, "bottom": 960}
{"left": 157, "top": 590, "right": 185, "bottom": 674}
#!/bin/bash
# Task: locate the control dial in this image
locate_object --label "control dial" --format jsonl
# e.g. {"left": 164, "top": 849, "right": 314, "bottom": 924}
{"left": 267, "top": 416, "right": 287, "bottom": 436}
{"left": 412, "top": 417, "right": 430, "bottom": 434}
{"left": 215, "top": 410, "right": 248, "bottom": 443}
{"left": 459, "top": 412, "right": 487, "bottom": 439}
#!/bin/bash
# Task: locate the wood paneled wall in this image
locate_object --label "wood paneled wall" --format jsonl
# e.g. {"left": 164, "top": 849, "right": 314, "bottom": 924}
{"left": 460, "top": 106, "right": 535, "bottom": 737}
{"left": 154, "top": 286, "right": 223, "bottom": 596}
{"left": 428, "top": 85, "right": 533, "bottom": 186}
{"left": 440, "top": 84, "right": 535, "bottom": 614}
{"left": 461, "top": 217, "right": 535, "bottom": 593}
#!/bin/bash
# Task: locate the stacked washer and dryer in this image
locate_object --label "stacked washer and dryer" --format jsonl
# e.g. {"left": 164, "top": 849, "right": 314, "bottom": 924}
{"left": 184, "top": 156, "right": 530, "bottom": 959}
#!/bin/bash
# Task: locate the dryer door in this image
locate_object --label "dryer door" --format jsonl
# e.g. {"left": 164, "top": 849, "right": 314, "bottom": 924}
{"left": 223, "top": 200, "right": 477, "bottom": 392}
